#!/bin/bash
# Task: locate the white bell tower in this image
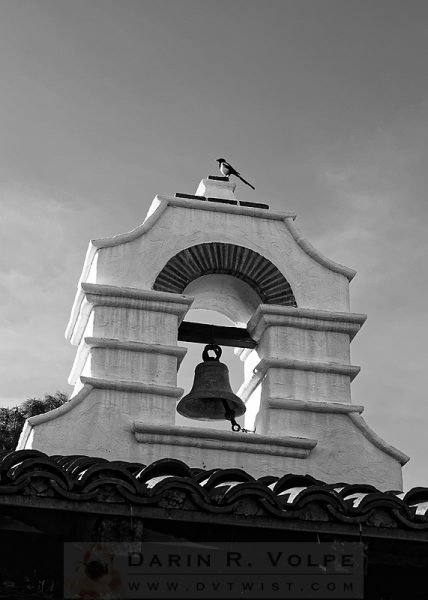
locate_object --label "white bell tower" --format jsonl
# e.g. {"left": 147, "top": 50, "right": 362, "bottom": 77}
{"left": 18, "top": 174, "right": 409, "bottom": 490}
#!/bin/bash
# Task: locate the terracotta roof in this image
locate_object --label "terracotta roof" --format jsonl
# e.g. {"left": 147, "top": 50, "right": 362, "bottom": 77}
{"left": 1, "top": 450, "right": 427, "bottom": 531}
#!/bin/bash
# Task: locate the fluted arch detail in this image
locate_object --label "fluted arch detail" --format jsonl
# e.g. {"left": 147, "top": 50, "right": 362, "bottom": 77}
{"left": 153, "top": 243, "right": 297, "bottom": 306}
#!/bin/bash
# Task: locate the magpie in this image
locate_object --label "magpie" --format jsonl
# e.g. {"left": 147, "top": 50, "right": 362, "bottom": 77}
{"left": 216, "top": 158, "right": 255, "bottom": 190}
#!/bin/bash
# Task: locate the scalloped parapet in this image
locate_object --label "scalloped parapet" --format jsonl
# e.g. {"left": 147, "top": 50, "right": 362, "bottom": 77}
{"left": 65, "top": 188, "right": 355, "bottom": 344}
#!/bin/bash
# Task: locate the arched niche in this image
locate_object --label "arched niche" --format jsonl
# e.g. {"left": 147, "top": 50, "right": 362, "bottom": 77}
{"left": 152, "top": 242, "right": 297, "bottom": 313}
{"left": 153, "top": 242, "right": 296, "bottom": 432}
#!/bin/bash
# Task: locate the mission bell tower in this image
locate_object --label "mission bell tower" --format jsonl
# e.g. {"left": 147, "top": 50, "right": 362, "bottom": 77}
{"left": 18, "top": 174, "right": 408, "bottom": 490}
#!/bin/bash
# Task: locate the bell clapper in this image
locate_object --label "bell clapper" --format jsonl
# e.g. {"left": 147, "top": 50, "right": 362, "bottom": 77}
{"left": 221, "top": 399, "right": 241, "bottom": 431}
{"left": 222, "top": 400, "right": 256, "bottom": 433}
{"left": 220, "top": 398, "right": 256, "bottom": 433}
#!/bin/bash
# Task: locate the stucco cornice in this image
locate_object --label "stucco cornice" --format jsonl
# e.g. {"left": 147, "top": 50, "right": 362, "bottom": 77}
{"left": 132, "top": 423, "right": 317, "bottom": 459}
{"left": 238, "top": 358, "right": 361, "bottom": 403}
{"left": 85, "top": 337, "right": 187, "bottom": 360}
{"left": 80, "top": 376, "right": 184, "bottom": 397}
{"left": 248, "top": 305, "right": 367, "bottom": 341}
{"left": 66, "top": 283, "right": 193, "bottom": 344}
{"left": 81, "top": 283, "right": 192, "bottom": 306}
{"left": 255, "top": 357, "right": 361, "bottom": 380}
{"left": 266, "top": 398, "right": 365, "bottom": 414}
{"left": 68, "top": 338, "right": 187, "bottom": 386}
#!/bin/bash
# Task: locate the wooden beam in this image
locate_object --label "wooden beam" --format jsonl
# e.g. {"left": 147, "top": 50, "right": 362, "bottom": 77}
{"left": 178, "top": 321, "right": 256, "bottom": 349}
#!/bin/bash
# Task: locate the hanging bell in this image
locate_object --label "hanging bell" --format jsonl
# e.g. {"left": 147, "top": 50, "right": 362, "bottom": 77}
{"left": 177, "top": 344, "right": 246, "bottom": 431}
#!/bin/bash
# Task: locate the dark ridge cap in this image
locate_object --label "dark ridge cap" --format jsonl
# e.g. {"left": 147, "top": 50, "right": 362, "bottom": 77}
{"left": 175, "top": 194, "right": 269, "bottom": 210}
{"left": 240, "top": 201, "right": 269, "bottom": 210}
{"left": 207, "top": 197, "right": 238, "bottom": 205}
{"left": 208, "top": 175, "right": 229, "bottom": 181}
{"left": 175, "top": 193, "right": 206, "bottom": 201}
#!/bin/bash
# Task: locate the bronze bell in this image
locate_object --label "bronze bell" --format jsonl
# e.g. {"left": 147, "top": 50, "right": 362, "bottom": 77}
{"left": 177, "top": 344, "right": 246, "bottom": 431}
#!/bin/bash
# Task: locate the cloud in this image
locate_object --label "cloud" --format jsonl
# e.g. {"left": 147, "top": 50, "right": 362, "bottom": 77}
{"left": 0, "top": 183, "right": 88, "bottom": 406}
{"left": 309, "top": 123, "right": 428, "bottom": 490}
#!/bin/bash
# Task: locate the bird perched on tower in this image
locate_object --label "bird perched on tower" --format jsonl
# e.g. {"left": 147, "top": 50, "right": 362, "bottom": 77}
{"left": 216, "top": 158, "right": 255, "bottom": 190}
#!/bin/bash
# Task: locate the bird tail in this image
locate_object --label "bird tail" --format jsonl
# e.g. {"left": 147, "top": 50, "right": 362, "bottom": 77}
{"left": 237, "top": 174, "right": 255, "bottom": 190}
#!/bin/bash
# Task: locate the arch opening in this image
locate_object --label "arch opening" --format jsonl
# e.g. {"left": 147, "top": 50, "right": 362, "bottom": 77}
{"left": 153, "top": 243, "right": 291, "bottom": 434}
{"left": 184, "top": 274, "right": 260, "bottom": 327}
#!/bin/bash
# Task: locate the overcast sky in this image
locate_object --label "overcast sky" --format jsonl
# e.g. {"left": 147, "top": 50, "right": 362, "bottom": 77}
{"left": 0, "top": 0, "right": 426, "bottom": 491}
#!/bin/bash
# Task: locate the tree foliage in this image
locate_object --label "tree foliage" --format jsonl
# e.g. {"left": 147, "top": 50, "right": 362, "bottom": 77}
{"left": 0, "top": 392, "right": 68, "bottom": 451}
